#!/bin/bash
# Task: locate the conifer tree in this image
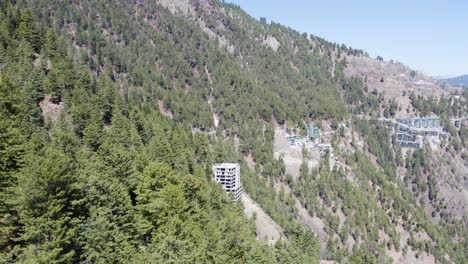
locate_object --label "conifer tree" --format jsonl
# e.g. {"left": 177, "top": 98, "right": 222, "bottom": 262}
{"left": 76, "top": 151, "right": 138, "bottom": 262}
{"left": 16, "top": 143, "right": 81, "bottom": 263}
{"left": 17, "top": 9, "right": 39, "bottom": 51}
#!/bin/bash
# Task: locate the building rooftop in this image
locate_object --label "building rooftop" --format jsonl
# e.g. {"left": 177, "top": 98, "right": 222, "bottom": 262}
{"left": 396, "top": 117, "right": 440, "bottom": 121}
{"left": 307, "top": 124, "right": 320, "bottom": 130}
{"left": 287, "top": 135, "right": 304, "bottom": 140}
{"left": 212, "top": 163, "right": 239, "bottom": 169}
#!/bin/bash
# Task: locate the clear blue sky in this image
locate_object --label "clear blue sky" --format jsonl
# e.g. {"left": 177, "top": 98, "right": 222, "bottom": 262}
{"left": 226, "top": 0, "right": 468, "bottom": 77}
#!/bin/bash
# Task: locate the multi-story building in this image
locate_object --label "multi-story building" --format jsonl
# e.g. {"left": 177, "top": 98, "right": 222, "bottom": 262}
{"left": 396, "top": 127, "right": 422, "bottom": 148}
{"left": 307, "top": 125, "right": 321, "bottom": 143}
{"left": 287, "top": 135, "right": 306, "bottom": 147}
{"left": 394, "top": 118, "right": 441, "bottom": 148}
{"left": 451, "top": 118, "right": 467, "bottom": 129}
{"left": 212, "top": 163, "right": 242, "bottom": 203}
{"left": 396, "top": 118, "right": 441, "bottom": 136}
{"left": 317, "top": 143, "right": 333, "bottom": 157}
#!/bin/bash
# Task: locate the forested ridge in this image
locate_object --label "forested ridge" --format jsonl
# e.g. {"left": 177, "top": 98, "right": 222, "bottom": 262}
{"left": 0, "top": 2, "right": 322, "bottom": 262}
{"left": 0, "top": 0, "right": 467, "bottom": 263}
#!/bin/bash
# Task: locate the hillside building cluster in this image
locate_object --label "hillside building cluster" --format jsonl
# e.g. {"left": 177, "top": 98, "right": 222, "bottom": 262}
{"left": 386, "top": 117, "right": 467, "bottom": 149}
{"left": 285, "top": 124, "right": 335, "bottom": 165}
{"left": 212, "top": 163, "right": 242, "bottom": 203}
{"left": 286, "top": 135, "right": 307, "bottom": 147}
{"left": 307, "top": 125, "right": 321, "bottom": 144}
{"left": 286, "top": 125, "right": 321, "bottom": 147}
{"left": 394, "top": 118, "right": 442, "bottom": 149}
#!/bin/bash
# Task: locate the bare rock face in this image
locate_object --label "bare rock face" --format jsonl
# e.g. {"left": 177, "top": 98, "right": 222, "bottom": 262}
{"left": 156, "top": 0, "right": 196, "bottom": 16}
{"left": 158, "top": 100, "right": 173, "bottom": 118}
{"left": 39, "top": 95, "right": 64, "bottom": 123}
{"left": 262, "top": 36, "right": 280, "bottom": 52}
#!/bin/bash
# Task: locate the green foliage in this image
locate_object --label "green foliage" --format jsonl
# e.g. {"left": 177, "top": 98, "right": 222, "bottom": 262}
{"left": 16, "top": 141, "right": 80, "bottom": 263}
{"left": 349, "top": 246, "right": 378, "bottom": 264}
{"left": 409, "top": 92, "right": 466, "bottom": 118}
{"left": 0, "top": 5, "right": 283, "bottom": 262}
{"left": 0, "top": 1, "right": 466, "bottom": 263}
{"left": 354, "top": 118, "right": 398, "bottom": 178}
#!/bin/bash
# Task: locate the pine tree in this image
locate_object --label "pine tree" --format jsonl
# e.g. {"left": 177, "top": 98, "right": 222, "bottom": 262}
{"left": 80, "top": 207, "right": 135, "bottom": 263}
{"left": 0, "top": 76, "right": 26, "bottom": 259}
{"left": 145, "top": 128, "right": 174, "bottom": 166}
{"left": 16, "top": 144, "right": 81, "bottom": 263}
{"left": 43, "top": 29, "right": 58, "bottom": 58}
{"left": 96, "top": 69, "right": 115, "bottom": 124}
{"left": 43, "top": 58, "right": 75, "bottom": 101}
{"left": 83, "top": 108, "right": 104, "bottom": 151}
{"left": 16, "top": 9, "right": 39, "bottom": 51}
{"left": 76, "top": 151, "right": 138, "bottom": 263}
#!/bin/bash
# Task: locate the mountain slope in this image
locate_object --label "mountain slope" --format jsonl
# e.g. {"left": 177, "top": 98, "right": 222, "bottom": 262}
{"left": 344, "top": 55, "right": 458, "bottom": 117}
{"left": 1, "top": 0, "right": 467, "bottom": 263}
{"left": 0, "top": 2, "right": 319, "bottom": 263}
{"left": 442, "top": 74, "right": 468, "bottom": 88}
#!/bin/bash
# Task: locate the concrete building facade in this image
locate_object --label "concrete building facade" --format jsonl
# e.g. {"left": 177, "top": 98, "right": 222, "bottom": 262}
{"left": 212, "top": 163, "right": 242, "bottom": 203}
{"left": 451, "top": 118, "right": 467, "bottom": 129}
{"left": 396, "top": 118, "right": 440, "bottom": 129}
{"left": 396, "top": 118, "right": 441, "bottom": 136}
{"left": 395, "top": 118, "right": 441, "bottom": 149}
{"left": 287, "top": 135, "right": 306, "bottom": 147}
{"left": 307, "top": 125, "right": 321, "bottom": 144}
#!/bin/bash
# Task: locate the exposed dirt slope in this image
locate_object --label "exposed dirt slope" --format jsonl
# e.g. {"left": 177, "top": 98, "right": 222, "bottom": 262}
{"left": 242, "top": 193, "right": 286, "bottom": 244}
{"left": 273, "top": 124, "right": 319, "bottom": 179}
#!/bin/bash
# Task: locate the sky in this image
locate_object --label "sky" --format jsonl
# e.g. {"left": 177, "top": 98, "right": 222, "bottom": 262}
{"left": 226, "top": 0, "right": 468, "bottom": 77}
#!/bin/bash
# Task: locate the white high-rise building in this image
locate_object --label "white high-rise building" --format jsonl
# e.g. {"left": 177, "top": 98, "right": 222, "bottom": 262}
{"left": 212, "top": 163, "right": 242, "bottom": 203}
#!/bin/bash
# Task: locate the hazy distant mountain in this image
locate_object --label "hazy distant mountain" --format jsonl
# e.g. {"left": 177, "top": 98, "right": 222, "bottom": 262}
{"left": 442, "top": 74, "right": 468, "bottom": 88}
